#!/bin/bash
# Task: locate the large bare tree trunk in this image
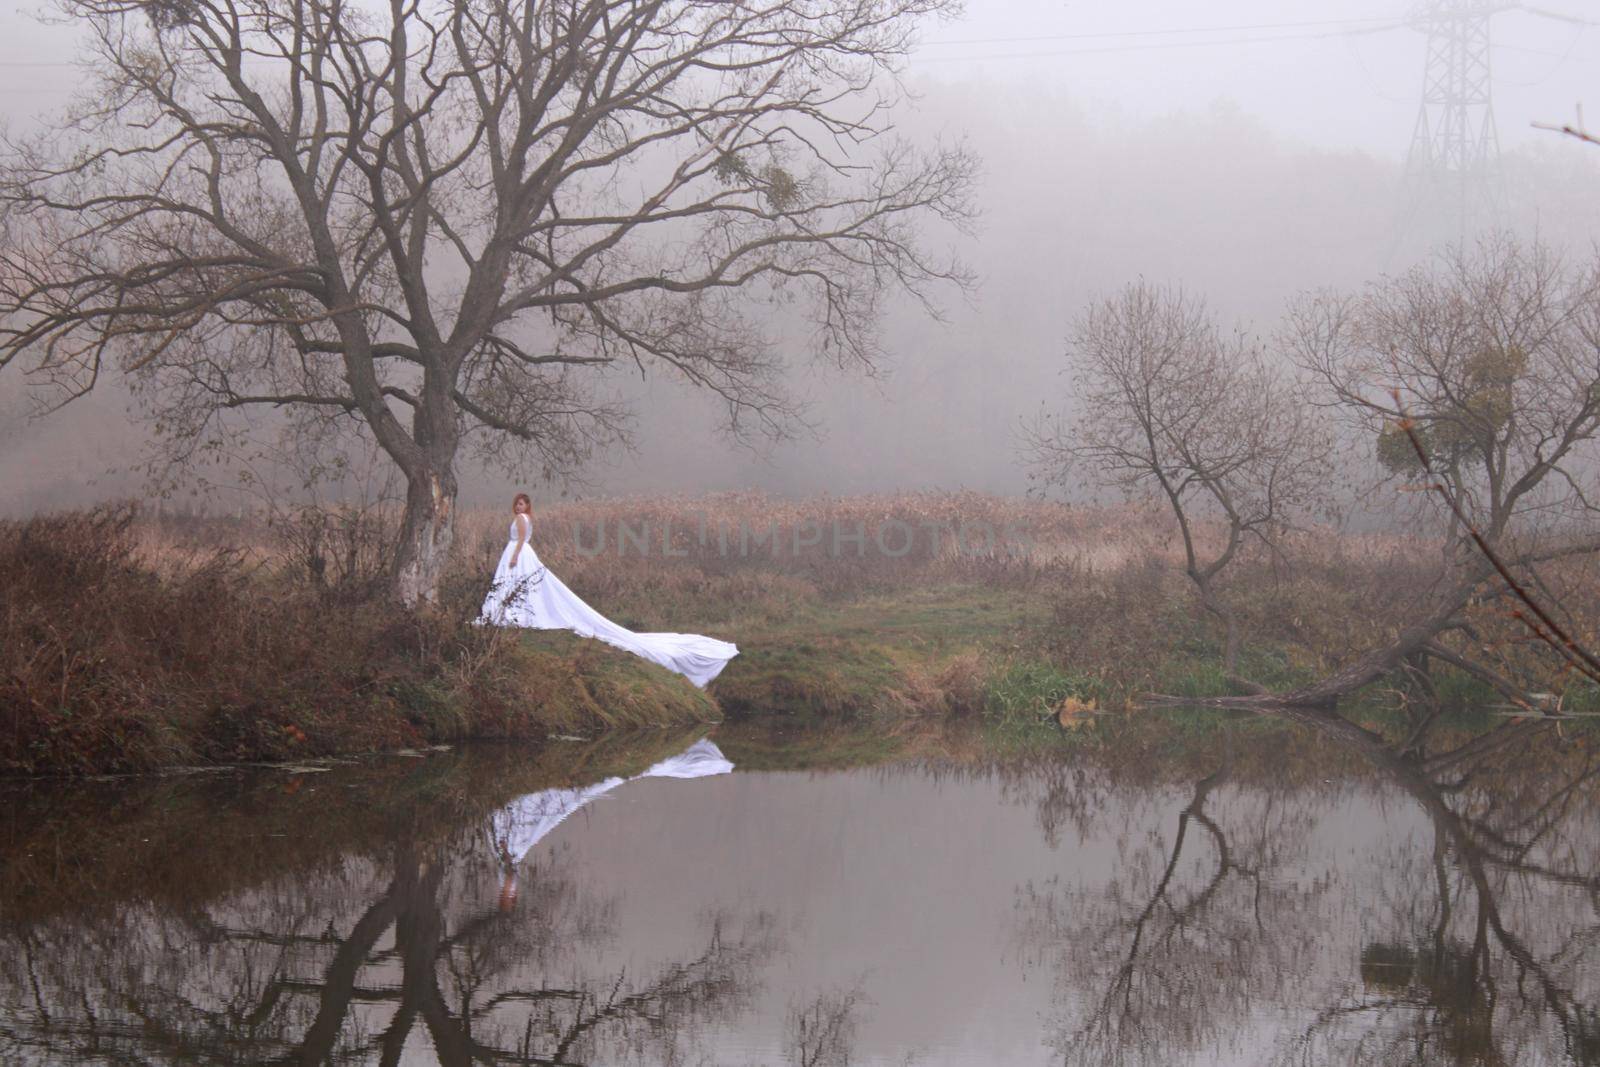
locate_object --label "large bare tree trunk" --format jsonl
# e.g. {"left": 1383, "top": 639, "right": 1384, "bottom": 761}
{"left": 394, "top": 466, "right": 457, "bottom": 608}
{"left": 392, "top": 381, "right": 461, "bottom": 607}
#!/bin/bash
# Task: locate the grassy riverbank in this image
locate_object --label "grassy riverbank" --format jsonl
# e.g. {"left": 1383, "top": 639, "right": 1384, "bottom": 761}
{"left": 0, "top": 509, "right": 719, "bottom": 775}
{"left": 4, "top": 493, "right": 1595, "bottom": 775}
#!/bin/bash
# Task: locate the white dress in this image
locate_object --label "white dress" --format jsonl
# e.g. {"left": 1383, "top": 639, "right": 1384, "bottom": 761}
{"left": 487, "top": 739, "right": 735, "bottom": 866}
{"left": 475, "top": 516, "right": 739, "bottom": 688}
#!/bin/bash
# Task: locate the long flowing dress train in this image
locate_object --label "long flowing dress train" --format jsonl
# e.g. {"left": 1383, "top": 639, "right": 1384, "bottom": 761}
{"left": 475, "top": 518, "right": 738, "bottom": 687}
{"left": 487, "top": 738, "right": 734, "bottom": 866}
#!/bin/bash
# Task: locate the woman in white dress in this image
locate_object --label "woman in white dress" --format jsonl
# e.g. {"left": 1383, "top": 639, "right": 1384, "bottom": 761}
{"left": 476, "top": 493, "right": 739, "bottom": 688}
{"left": 490, "top": 737, "right": 734, "bottom": 910}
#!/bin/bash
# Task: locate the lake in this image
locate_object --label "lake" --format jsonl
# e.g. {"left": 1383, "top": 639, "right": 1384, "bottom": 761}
{"left": 1, "top": 714, "right": 1596, "bottom": 1066}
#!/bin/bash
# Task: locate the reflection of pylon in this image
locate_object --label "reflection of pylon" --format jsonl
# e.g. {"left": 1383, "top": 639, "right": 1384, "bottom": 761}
{"left": 1400, "top": 1, "right": 1508, "bottom": 248}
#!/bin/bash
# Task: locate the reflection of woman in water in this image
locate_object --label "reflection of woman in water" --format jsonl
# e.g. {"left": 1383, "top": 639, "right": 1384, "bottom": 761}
{"left": 490, "top": 739, "right": 734, "bottom": 911}
{"left": 476, "top": 493, "right": 739, "bottom": 687}
{"left": 497, "top": 846, "right": 520, "bottom": 914}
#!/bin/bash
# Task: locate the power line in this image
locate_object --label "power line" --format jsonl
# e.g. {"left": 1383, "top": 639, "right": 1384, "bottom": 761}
{"left": 0, "top": 7, "right": 1585, "bottom": 72}
{"left": 0, "top": 15, "right": 1412, "bottom": 69}
{"left": 1493, "top": 34, "right": 1590, "bottom": 84}
{"left": 1345, "top": 31, "right": 1414, "bottom": 104}
{"left": 1518, "top": 6, "right": 1600, "bottom": 27}
{"left": 908, "top": 23, "right": 1407, "bottom": 64}
{"left": 919, "top": 15, "right": 1405, "bottom": 48}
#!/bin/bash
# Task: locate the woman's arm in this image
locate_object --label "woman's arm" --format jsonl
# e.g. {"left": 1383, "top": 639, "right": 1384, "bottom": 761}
{"left": 511, "top": 513, "right": 531, "bottom": 562}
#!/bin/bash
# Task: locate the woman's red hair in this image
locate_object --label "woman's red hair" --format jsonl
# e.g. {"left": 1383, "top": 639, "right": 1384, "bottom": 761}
{"left": 511, "top": 492, "right": 532, "bottom": 513}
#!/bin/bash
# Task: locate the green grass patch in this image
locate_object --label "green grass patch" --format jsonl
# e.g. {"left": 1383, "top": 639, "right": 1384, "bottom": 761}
{"left": 982, "top": 658, "right": 1099, "bottom": 725}
{"left": 474, "top": 630, "right": 719, "bottom": 735}
{"left": 711, "top": 583, "right": 1050, "bottom": 719}
{"left": 711, "top": 636, "right": 903, "bottom": 717}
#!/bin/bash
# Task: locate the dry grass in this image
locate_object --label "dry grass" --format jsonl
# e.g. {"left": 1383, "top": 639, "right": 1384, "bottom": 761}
{"left": 9, "top": 491, "right": 1594, "bottom": 775}
{"left": 1042, "top": 519, "right": 1600, "bottom": 709}
{"left": 0, "top": 506, "right": 714, "bottom": 775}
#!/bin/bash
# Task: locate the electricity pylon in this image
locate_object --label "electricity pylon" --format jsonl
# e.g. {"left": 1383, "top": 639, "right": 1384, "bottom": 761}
{"left": 1399, "top": 1, "right": 1509, "bottom": 252}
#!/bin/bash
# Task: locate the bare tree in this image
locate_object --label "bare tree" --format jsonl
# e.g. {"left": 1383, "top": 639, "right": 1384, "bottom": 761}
{"left": 1024, "top": 281, "right": 1329, "bottom": 682}
{"left": 1014, "top": 710, "right": 1600, "bottom": 1067}
{"left": 1270, "top": 708, "right": 1600, "bottom": 1067}
{"left": 786, "top": 986, "right": 866, "bottom": 1067}
{"left": 0, "top": 0, "right": 975, "bottom": 604}
{"left": 1277, "top": 237, "right": 1600, "bottom": 709}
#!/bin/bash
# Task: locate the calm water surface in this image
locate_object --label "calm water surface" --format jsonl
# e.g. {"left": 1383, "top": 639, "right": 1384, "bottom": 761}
{"left": 1, "top": 716, "right": 1596, "bottom": 1066}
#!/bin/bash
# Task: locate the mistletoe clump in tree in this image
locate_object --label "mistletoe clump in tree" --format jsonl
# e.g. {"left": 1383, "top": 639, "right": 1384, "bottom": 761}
{"left": 1282, "top": 238, "right": 1600, "bottom": 709}
{"left": 1373, "top": 343, "right": 1529, "bottom": 480}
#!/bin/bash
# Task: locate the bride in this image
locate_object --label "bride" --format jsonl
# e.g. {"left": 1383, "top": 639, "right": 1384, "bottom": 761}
{"left": 488, "top": 737, "right": 734, "bottom": 869}
{"left": 489, "top": 736, "right": 734, "bottom": 910}
{"left": 475, "top": 493, "right": 738, "bottom": 687}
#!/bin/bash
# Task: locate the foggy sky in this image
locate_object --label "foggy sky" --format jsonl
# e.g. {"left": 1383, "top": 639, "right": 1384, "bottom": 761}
{"left": 4, "top": 1, "right": 1600, "bottom": 513}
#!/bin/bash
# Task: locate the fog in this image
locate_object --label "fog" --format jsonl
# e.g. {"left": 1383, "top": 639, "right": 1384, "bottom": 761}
{"left": 4, "top": 0, "right": 1600, "bottom": 513}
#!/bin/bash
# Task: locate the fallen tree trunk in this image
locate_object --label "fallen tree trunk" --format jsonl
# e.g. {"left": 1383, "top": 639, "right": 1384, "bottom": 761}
{"left": 1145, "top": 565, "right": 1492, "bottom": 711}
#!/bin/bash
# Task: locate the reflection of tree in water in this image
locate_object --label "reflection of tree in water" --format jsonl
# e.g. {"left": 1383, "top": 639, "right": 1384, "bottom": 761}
{"left": 0, "top": 831, "right": 780, "bottom": 1065}
{"left": 1016, "top": 715, "right": 1600, "bottom": 1067}
{"left": 780, "top": 986, "right": 859, "bottom": 1067}
{"left": 1014, "top": 745, "right": 1326, "bottom": 1067}
{"left": 1276, "top": 715, "right": 1600, "bottom": 1067}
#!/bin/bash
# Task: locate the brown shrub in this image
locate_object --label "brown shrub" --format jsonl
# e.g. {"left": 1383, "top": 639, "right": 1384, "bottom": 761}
{"left": 1, "top": 505, "right": 474, "bottom": 773}
{"left": 1041, "top": 517, "right": 1600, "bottom": 707}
